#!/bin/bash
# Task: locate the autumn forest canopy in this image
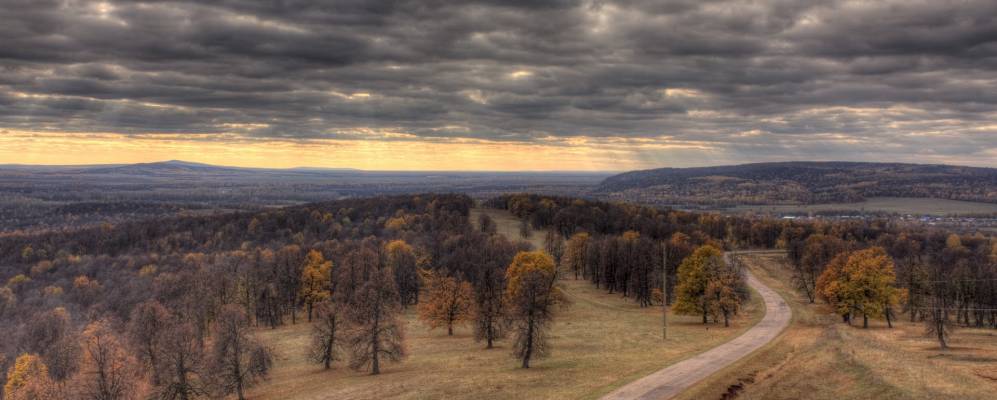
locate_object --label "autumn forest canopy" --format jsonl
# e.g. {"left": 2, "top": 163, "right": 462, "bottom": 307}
{"left": 0, "top": 191, "right": 994, "bottom": 399}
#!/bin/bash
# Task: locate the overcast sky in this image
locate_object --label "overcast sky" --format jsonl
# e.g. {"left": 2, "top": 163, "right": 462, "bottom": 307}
{"left": 1, "top": 0, "right": 996, "bottom": 170}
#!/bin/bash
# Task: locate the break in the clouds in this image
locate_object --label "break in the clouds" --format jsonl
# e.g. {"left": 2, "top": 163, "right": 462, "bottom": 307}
{"left": 1, "top": 0, "right": 996, "bottom": 168}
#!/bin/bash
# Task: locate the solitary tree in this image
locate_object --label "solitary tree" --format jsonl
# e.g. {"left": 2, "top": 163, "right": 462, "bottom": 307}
{"left": 816, "top": 247, "right": 899, "bottom": 328}
{"left": 208, "top": 305, "right": 272, "bottom": 400}
{"left": 674, "top": 245, "right": 723, "bottom": 324}
{"left": 472, "top": 236, "right": 516, "bottom": 349}
{"left": 925, "top": 259, "right": 956, "bottom": 349}
{"left": 418, "top": 273, "right": 474, "bottom": 336}
{"left": 308, "top": 300, "right": 343, "bottom": 369}
{"left": 505, "top": 251, "right": 562, "bottom": 368}
{"left": 925, "top": 293, "right": 954, "bottom": 350}
{"left": 478, "top": 213, "right": 497, "bottom": 235}
{"left": 299, "top": 250, "right": 332, "bottom": 321}
{"left": 344, "top": 267, "right": 405, "bottom": 375}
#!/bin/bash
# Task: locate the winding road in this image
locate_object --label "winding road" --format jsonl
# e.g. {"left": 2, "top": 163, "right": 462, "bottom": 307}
{"left": 601, "top": 251, "right": 792, "bottom": 400}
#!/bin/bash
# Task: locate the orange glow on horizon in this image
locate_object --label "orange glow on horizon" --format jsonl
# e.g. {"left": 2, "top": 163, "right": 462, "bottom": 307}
{"left": 0, "top": 131, "right": 683, "bottom": 171}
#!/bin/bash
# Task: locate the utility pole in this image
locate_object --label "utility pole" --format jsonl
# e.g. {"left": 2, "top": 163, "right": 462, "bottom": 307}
{"left": 662, "top": 242, "right": 668, "bottom": 340}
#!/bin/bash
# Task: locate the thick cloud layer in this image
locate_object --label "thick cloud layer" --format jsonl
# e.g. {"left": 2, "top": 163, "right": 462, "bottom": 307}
{"left": 1, "top": 0, "right": 996, "bottom": 165}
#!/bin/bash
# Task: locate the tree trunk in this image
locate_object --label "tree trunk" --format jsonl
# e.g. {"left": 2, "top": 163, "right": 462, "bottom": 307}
{"left": 885, "top": 305, "right": 893, "bottom": 328}
{"left": 936, "top": 317, "right": 948, "bottom": 350}
{"left": 324, "top": 330, "right": 334, "bottom": 369}
{"left": 522, "top": 318, "right": 534, "bottom": 369}
{"left": 371, "top": 312, "right": 381, "bottom": 375}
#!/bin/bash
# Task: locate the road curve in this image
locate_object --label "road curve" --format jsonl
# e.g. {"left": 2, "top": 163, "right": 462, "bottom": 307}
{"left": 600, "top": 252, "right": 791, "bottom": 400}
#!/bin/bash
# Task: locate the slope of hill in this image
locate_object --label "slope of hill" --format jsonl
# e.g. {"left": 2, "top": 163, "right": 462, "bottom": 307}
{"left": 82, "top": 160, "right": 259, "bottom": 177}
{"left": 595, "top": 162, "right": 997, "bottom": 207}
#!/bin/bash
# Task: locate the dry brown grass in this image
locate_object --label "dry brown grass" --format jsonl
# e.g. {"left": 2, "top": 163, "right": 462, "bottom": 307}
{"left": 244, "top": 208, "right": 763, "bottom": 400}
{"left": 677, "top": 254, "right": 997, "bottom": 400}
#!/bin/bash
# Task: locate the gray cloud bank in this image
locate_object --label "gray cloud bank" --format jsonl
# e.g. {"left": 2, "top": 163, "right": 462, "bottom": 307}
{"left": 1, "top": 0, "right": 996, "bottom": 165}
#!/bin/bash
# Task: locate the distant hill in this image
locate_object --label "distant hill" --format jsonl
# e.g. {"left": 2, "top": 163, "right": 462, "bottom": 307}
{"left": 595, "top": 162, "right": 997, "bottom": 206}
{"left": 83, "top": 160, "right": 254, "bottom": 176}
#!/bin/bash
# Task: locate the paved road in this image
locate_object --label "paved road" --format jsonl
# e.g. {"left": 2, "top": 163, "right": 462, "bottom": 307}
{"left": 600, "top": 252, "right": 791, "bottom": 400}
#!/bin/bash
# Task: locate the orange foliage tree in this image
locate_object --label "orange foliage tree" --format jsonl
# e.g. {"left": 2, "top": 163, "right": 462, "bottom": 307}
{"left": 75, "top": 320, "right": 148, "bottom": 400}
{"left": 299, "top": 250, "right": 332, "bottom": 321}
{"left": 816, "top": 247, "right": 899, "bottom": 328}
{"left": 418, "top": 272, "right": 474, "bottom": 336}
{"left": 505, "top": 251, "right": 563, "bottom": 368}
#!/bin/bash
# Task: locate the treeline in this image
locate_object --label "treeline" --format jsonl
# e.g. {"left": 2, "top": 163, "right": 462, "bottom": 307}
{"left": 595, "top": 161, "right": 997, "bottom": 206}
{"left": 486, "top": 193, "right": 819, "bottom": 305}
{"left": 489, "top": 194, "right": 997, "bottom": 345}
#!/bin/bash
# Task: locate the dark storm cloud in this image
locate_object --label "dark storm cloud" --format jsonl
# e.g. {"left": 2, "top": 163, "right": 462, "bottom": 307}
{"left": 1, "top": 0, "right": 996, "bottom": 163}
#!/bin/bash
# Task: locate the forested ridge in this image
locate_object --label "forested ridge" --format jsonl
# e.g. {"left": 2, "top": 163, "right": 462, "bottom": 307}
{"left": 595, "top": 161, "right": 997, "bottom": 206}
{"left": 0, "top": 193, "right": 994, "bottom": 399}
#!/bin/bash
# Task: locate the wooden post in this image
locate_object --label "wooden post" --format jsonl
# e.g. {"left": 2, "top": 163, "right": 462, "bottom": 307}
{"left": 662, "top": 242, "right": 668, "bottom": 340}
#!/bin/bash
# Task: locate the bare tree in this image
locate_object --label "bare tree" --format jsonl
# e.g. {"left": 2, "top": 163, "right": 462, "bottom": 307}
{"left": 544, "top": 230, "right": 565, "bottom": 269}
{"left": 308, "top": 300, "right": 342, "bottom": 369}
{"left": 127, "top": 300, "right": 170, "bottom": 385}
{"left": 344, "top": 267, "right": 405, "bottom": 375}
{"left": 473, "top": 266, "right": 508, "bottom": 349}
{"left": 478, "top": 213, "right": 497, "bottom": 235}
{"left": 22, "top": 307, "right": 79, "bottom": 382}
{"left": 208, "top": 305, "right": 272, "bottom": 400}
{"left": 154, "top": 322, "right": 206, "bottom": 400}
{"left": 518, "top": 218, "right": 532, "bottom": 239}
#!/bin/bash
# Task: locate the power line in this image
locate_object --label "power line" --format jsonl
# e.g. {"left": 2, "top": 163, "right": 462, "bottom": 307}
{"left": 909, "top": 306, "right": 997, "bottom": 312}
{"left": 916, "top": 278, "right": 997, "bottom": 283}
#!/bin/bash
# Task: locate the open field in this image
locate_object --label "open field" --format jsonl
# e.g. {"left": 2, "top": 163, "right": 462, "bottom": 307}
{"left": 246, "top": 208, "right": 763, "bottom": 400}
{"left": 677, "top": 254, "right": 997, "bottom": 400}
{"left": 732, "top": 197, "right": 997, "bottom": 216}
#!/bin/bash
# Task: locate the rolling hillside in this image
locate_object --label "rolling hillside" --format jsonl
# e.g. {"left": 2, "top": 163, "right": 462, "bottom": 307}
{"left": 595, "top": 162, "right": 997, "bottom": 207}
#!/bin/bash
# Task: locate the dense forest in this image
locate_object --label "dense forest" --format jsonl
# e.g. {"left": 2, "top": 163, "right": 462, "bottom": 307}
{"left": 595, "top": 162, "right": 997, "bottom": 207}
{"left": 1, "top": 192, "right": 995, "bottom": 399}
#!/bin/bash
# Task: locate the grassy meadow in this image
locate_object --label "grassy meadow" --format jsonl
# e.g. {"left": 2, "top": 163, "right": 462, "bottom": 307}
{"left": 677, "top": 254, "right": 997, "bottom": 400}
{"left": 733, "top": 197, "right": 997, "bottom": 216}
{"left": 245, "top": 208, "right": 763, "bottom": 400}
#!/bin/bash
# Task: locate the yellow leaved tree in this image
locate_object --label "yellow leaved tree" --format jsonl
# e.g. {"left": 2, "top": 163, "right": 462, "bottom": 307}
{"left": 299, "top": 250, "right": 332, "bottom": 321}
